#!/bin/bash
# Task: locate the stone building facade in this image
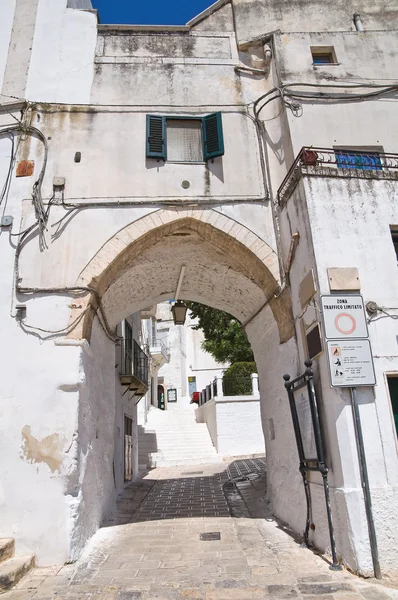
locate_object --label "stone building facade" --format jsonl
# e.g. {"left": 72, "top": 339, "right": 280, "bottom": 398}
{"left": 0, "top": 0, "right": 398, "bottom": 578}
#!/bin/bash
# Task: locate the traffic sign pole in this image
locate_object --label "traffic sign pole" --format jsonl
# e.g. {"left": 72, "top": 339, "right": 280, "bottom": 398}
{"left": 350, "top": 387, "right": 381, "bottom": 579}
{"left": 320, "top": 294, "right": 381, "bottom": 578}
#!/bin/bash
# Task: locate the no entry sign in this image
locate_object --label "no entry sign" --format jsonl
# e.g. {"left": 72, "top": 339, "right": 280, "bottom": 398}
{"left": 321, "top": 295, "right": 368, "bottom": 339}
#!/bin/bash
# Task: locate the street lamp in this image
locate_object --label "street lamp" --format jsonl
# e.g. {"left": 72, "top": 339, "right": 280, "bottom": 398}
{"left": 171, "top": 301, "right": 188, "bottom": 325}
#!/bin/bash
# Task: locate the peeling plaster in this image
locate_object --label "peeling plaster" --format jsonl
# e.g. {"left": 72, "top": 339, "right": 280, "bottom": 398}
{"left": 21, "top": 426, "right": 66, "bottom": 473}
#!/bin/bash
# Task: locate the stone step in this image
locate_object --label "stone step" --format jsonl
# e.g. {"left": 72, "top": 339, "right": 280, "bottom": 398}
{"left": 0, "top": 540, "right": 14, "bottom": 564}
{"left": 0, "top": 555, "right": 35, "bottom": 592}
{"left": 152, "top": 457, "right": 221, "bottom": 467}
{"left": 141, "top": 406, "right": 218, "bottom": 465}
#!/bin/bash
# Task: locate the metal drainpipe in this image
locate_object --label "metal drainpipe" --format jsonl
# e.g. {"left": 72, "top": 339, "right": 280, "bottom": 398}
{"left": 353, "top": 13, "right": 364, "bottom": 32}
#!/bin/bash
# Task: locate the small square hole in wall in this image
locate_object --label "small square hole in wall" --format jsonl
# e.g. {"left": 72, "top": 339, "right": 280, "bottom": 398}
{"left": 311, "top": 46, "right": 338, "bottom": 65}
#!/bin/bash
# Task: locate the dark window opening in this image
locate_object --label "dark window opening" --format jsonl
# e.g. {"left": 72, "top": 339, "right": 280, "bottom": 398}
{"left": 306, "top": 323, "right": 323, "bottom": 360}
{"left": 311, "top": 46, "right": 337, "bottom": 65}
{"left": 387, "top": 376, "right": 398, "bottom": 439}
{"left": 391, "top": 231, "right": 398, "bottom": 261}
{"left": 313, "top": 53, "right": 333, "bottom": 64}
{"left": 335, "top": 150, "right": 382, "bottom": 171}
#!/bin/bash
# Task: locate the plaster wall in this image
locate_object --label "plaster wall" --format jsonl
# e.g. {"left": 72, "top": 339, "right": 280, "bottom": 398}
{"left": 26, "top": 0, "right": 97, "bottom": 103}
{"left": 0, "top": 0, "right": 16, "bottom": 94}
{"left": 184, "top": 313, "right": 228, "bottom": 395}
{"left": 0, "top": 113, "right": 84, "bottom": 565}
{"left": 274, "top": 30, "right": 398, "bottom": 163}
{"left": 232, "top": 0, "right": 398, "bottom": 44}
{"left": 196, "top": 400, "right": 218, "bottom": 448}
{"left": 302, "top": 175, "right": 398, "bottom": 574}
{"left": 196, "top": 396, "right": 264, "bottom": 456}
{"left": 158, "top": 321, "right": 186, "bottom": 401}
{"left": 246, "top": 309, "right": 304, "bottom": 537}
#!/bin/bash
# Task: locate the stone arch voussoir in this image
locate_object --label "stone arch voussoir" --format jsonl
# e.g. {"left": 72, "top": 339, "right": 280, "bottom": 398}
{"left": 70, "top": 208, "right": 293, "bottom": 342}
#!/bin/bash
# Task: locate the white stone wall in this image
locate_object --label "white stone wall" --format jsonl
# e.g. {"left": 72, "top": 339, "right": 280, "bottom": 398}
{"left": 196, "top": 396, "right": 264, "bottom": 456}
{"left": 0, "top": 0, "right": 17, "bottom": 95}
{"left": 186, "top": 316, "right": 228, "bottom": 393}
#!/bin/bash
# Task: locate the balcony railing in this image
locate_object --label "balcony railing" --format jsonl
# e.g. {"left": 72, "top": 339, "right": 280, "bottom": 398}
{"left": 198, "top": 372, "right": 258, "bottom": 406}
{"left": 277, "top": 147, "right": 398, "bottom": 206}
{"left": 133, "top": 340, "right": 149, "bottom": 386}
{"left": 120, "top": 338, "right": 149, "bottom": 387}
{"left": 150, "top": 338, "right": 169, "bottom": 361}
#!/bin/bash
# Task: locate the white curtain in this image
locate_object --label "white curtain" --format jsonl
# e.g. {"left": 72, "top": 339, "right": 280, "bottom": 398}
{"left": 167, "top": 120, "right": 203, "bottom": 162}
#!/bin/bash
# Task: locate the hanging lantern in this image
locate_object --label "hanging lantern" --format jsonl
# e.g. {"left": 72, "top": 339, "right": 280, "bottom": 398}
{"left": 171, "top": 301, "right": 188, "bottom": 325}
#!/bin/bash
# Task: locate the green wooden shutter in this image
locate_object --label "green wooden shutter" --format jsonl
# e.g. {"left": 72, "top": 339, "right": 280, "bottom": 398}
{"left": 203, "top": 112, "right": 224, "bottom": 160}
{"left": 146, "top": 115, "right": 166, "bottom": 159}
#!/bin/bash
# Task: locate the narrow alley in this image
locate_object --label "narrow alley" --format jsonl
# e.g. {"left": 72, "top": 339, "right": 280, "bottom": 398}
{"left": 4, "top": 458, "right": 397, "bottom": 600}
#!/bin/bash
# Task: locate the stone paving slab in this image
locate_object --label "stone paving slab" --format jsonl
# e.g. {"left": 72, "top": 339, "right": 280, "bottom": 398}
{"left": 4, "top": 459, "right": 398, "bottom": 600}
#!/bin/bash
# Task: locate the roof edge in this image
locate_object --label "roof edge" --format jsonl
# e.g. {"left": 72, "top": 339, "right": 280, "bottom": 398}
{"left": 97, "top": 24, "right": 189, "bottom": 33}
{"left": 186, "top": 0, "right": 231, "bottom": 28}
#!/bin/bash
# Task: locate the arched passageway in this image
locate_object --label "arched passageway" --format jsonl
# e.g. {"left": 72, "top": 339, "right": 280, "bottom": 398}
{"left": 64, "top": 210, "right": 301, "bottom": 562}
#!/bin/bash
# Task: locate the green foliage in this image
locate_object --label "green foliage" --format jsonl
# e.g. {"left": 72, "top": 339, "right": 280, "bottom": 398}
{"left": 186, "top": 302, "right": 254, "bottom": 364}
{"left": 223, "top": 362, "right": 258, "bottom": 396}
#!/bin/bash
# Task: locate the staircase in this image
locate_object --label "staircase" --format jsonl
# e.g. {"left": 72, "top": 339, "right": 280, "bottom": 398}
{"left": 0, "top": 539, "right": 35, "bottom": 593}
{"left": 138, "top": 403, "right": 220, "bottom": 468}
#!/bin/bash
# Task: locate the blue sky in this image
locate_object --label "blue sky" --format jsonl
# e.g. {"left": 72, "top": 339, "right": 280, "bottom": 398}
{"left": 91, "top": 0, "right": 217, "bottom": 25}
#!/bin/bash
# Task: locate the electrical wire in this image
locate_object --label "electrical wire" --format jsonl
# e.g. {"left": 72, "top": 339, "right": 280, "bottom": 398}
{"left": 20, "top": 307, "right": 89, "bottom": 336}
{"left": 253, "top": 82, "right": 398, "bottom": 119}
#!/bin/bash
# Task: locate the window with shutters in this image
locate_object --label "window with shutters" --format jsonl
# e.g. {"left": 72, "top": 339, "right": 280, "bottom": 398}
{"left": 146, "top": 112, "right": 224, "bottom": 162}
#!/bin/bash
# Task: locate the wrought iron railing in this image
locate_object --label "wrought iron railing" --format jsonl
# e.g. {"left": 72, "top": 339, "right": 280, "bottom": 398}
{"left": 150, "top": 338, "right": 169, "bottom": 361}
{"left": 120, "top": 338, "right": 149, "bottom": 385}
{"left": 277, "top": 147, "right": 398, "bottom": 205}
{"left": 133, "top": 340, "right": 149, "bottom": 386}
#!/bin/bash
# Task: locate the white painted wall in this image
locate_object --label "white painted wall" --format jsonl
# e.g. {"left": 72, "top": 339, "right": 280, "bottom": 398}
{"left": 186, "top": 314, "right": 228, "bottom": 393}
{"left": 196, "top": 395, "right": 264, "bottom": 456}
{"left": 26, "top": 0, "right": 97, "bottom": 103}
{"left": 156, "top": 304, "right": 227, "bottom": 403}
{"left": 0, "top": 0, "right": 16, "bottom": 94}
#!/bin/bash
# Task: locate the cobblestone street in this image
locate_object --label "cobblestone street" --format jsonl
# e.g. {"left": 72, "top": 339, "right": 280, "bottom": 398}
{"left": 4, "top": 460, "right": 398, "bottom": 600}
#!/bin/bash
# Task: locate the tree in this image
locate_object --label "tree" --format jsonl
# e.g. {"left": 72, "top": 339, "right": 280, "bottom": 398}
{"left": 186, "top": 302, "right": 254, "bottom": 364}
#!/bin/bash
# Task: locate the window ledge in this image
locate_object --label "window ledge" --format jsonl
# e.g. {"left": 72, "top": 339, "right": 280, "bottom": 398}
{"left": 166, "top": 161, "right": 207, "bottom": 165}
{"left": 313, "top": 63, "right": 340, "bottom": 67}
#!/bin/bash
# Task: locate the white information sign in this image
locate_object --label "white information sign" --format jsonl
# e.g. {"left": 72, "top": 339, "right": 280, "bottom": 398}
{"left": 294, "top": 390, "right": 317, "bottom": 460}
{"left": 321, "top": 295, "right": 368, "bottom": 339}
{"left": 326, "top": 340, "right": 376, "bottom": 387}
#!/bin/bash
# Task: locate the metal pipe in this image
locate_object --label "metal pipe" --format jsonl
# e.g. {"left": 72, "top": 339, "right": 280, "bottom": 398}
{"left": 350, "top": 387, "right": 382, "bottom": 579}
{"left": 175, "top": 265, "right": 186, "bottom": 300}
{"left": 353, "top": 13, "right": 364, "bottom": 32}
{"left": 321, "top": 472, "right": 341, "bottom": 570}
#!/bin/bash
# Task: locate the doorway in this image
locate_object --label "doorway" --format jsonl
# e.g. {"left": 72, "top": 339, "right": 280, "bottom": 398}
{"left": 124, "top": 415, "right": 133, "bottom": 481}
{"left": 158, "top": 384, "right": 165, "bottom": 410}
{"left": 188, "top": 376, "right": 197, "bottom": 397}
{"left": 387, "top": 375, "right": 398, "bottom": 438}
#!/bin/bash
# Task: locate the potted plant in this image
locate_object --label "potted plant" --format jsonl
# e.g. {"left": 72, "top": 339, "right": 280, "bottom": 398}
{"left": 301, "top": 147, "right": 319, "bottom": 166}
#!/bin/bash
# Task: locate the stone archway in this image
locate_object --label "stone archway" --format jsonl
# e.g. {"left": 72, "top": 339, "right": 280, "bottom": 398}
{"left": 74, "top": 209, "right": 294, "bottom": 343}
{"left": 64, "top": 207, "right": 301, "bottom": 562}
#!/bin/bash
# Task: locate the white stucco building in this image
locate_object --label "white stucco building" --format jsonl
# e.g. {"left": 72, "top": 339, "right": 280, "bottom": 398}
{"left": 1, "top": 0, "right": 398, "bottom": 579}
{"left": 151, "top": 302, "right": 228, "bottom": 408}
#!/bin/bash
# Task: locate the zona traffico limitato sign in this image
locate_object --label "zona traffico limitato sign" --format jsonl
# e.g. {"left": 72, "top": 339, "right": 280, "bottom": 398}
{"left": 321, "top": 295, "right": 368, "bottom": 340}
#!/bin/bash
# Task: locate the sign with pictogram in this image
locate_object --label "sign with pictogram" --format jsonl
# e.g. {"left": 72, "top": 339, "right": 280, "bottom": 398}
{"left": 321, "top": 295, "right": 368, "bottom": 339}
{"left": 326, "top": 340, "right": 376, "bottom": 387}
